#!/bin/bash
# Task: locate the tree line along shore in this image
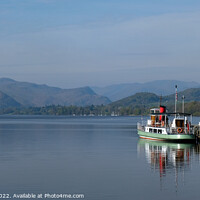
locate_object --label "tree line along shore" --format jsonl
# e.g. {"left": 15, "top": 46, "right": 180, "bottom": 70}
{"left": 0, "top": 101, "right": 199, "bottom": 116}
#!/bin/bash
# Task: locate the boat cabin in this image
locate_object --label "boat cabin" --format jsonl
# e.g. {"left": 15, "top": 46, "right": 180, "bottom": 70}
{"left": 149, "top": 107, "right": 168, "bottom": 128}
{"left": 171, "top": 117, "right": 191, "bottom": 134}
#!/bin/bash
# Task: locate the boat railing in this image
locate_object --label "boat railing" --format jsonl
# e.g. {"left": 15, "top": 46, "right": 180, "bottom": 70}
{"left": 170, "top": 127, "right": 194, "bottom": 135}
{"left": 137, "top": 122, "right": 145, "bottom": 131}
{"left": 194, "top": 125, "right": 200, "bottom": 138}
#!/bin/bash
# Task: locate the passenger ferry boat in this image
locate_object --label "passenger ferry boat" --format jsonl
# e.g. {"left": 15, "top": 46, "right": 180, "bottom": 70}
{"left": 137, "top": 108, "right": 196, "bottom": 141}
{"left": 137, "top": 87, "right": 196, "bottom": 141}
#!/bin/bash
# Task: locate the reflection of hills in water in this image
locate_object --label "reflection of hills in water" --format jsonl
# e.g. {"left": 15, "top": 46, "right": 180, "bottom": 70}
{"left": 137, "top": 139, "right": 200, "bottom": 177}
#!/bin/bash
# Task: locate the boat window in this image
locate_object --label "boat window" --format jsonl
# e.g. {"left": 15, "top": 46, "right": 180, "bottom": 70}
{"left": 158, "top": 129, "right": 162, "bottom": 134}
{"left": 153, "top": 129, "right": 157, "bottom": 133}
{"left": 176, "top": 119, "right": 184, "bottom": 127}
{"left": 149, "top": 128, "right": 152, "bottom": 133}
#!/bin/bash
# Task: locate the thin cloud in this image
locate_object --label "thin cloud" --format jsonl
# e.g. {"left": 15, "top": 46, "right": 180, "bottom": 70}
{"left": 0, "top": 1, "right": 200, "bottom": 87}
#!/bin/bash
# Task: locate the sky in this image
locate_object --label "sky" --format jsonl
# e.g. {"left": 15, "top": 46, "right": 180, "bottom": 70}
{"left": 0, "top": 0, "right": 200, "bottom": 88}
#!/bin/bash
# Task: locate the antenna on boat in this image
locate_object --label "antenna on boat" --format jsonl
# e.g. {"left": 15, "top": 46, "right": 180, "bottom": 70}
{"left": 175, "top": 85, "right": 178, "bottom": 118}
{"left": 182, "top": 95, "right": 185, "bottom": 113}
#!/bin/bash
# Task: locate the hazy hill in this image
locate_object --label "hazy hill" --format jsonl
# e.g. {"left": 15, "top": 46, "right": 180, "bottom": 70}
{"left": 0, "top": 78, "right": 111, "bottom": 107}
{"left": 0, "top": 90, "right": 21, "bottom": 108}
{"left": 92, "top": 80, "right": 200, "bottom": 101}
{"left": 110, "top": 88, "right": 200, "bottom": 108}
{"left": 163, "top": 88, "right": 200, "bottom": 103}
{"left": 110, "top": 92, "right": 160, "bottom": 108}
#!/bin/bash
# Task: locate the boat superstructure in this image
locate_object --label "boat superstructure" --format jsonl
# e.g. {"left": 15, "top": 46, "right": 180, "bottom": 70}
{"left": 137, "top": 86, "right": 197, "bottom": 141}
{"left": 137, "top": 107, "right": 196, "bottom": 141}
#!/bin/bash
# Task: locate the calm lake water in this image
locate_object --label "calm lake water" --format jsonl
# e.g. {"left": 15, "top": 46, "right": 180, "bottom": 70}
{"left": 0, "top": 116, "right": 200, "bottom": 200}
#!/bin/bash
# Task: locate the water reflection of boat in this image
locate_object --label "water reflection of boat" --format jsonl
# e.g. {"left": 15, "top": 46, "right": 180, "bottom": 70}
{"left": 137, "top": 139, "right": 200, "bottom": 191}
{"left": 137, "top": 139, "right": 200, "bottom": 177}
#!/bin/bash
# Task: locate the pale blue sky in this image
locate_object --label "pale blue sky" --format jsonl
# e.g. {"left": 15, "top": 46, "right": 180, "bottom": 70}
{"left": 0, "top": 0, "right": 200, "bottom": 88}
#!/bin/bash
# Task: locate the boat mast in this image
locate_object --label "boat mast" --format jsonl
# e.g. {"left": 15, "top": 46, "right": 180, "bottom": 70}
{"left": 182, "top": 95, "right": 185, "bottom": 113}
{"left": 175, "top": 85, "right": 178, "bottom": 118}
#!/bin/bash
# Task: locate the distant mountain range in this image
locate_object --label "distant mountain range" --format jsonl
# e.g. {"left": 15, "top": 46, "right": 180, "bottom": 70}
{"left": 0, "top": 78, "right": 111, "bottom": 107}
{"left": 92, "top": 80, "right": 200, "bottom": 101}
{"left": 0, "top": 78, "right": 200, "bottom": 109}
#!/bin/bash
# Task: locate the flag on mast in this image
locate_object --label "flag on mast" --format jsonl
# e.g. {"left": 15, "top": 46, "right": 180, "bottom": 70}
{"left": 175, "top": 85, "right": 178, "bottom": 101}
